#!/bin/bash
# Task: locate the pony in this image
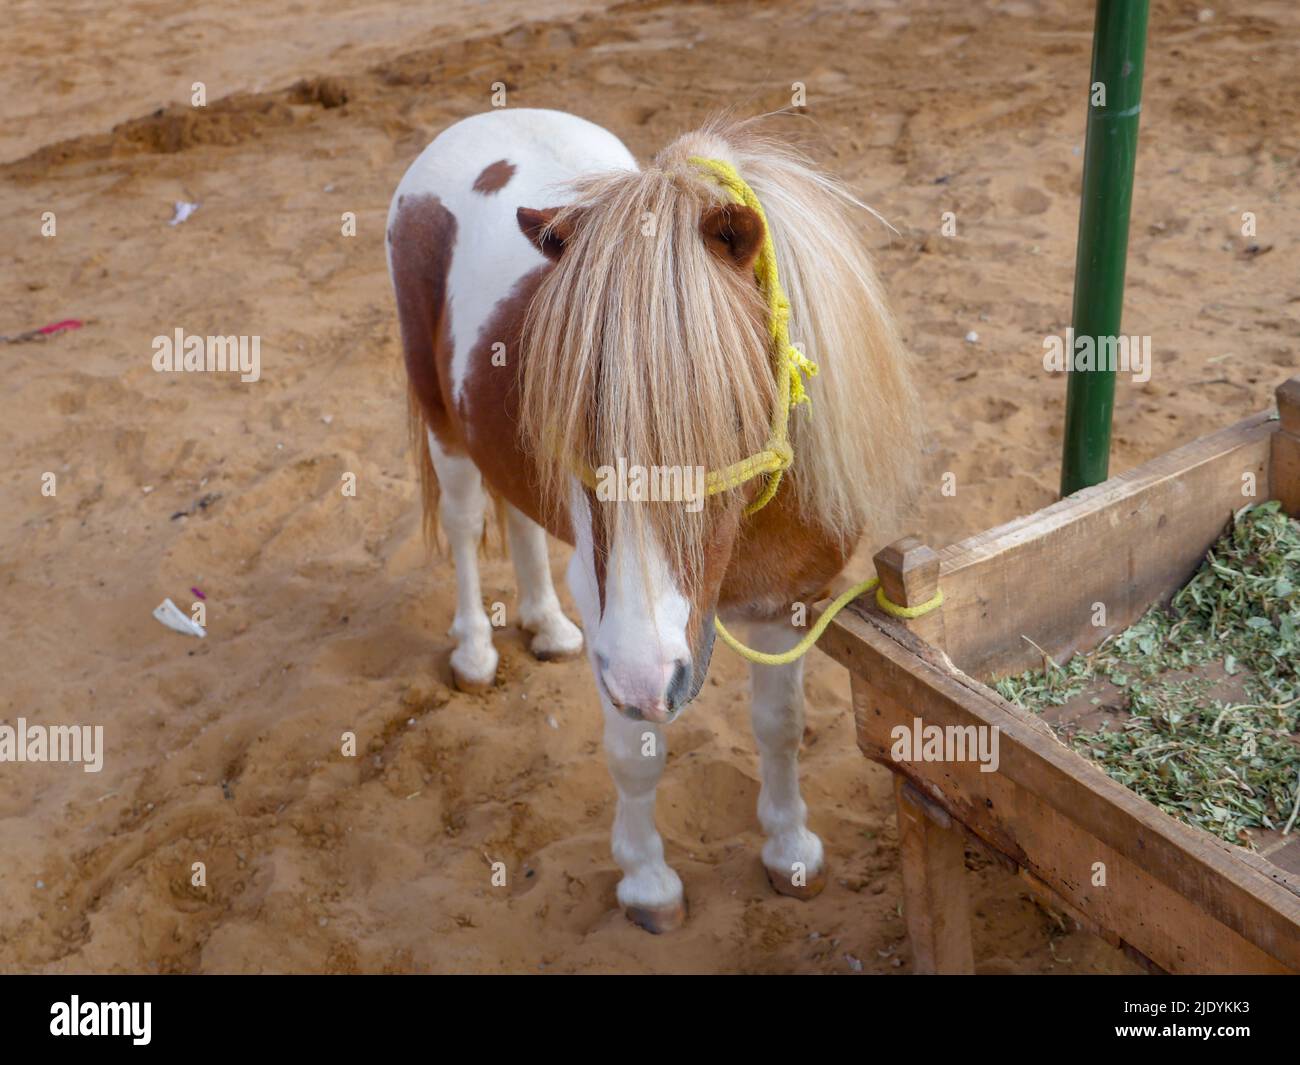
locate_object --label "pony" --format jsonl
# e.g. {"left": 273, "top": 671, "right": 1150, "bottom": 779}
{"left": 386, "top": 109, "right": 919, "bottom": 932}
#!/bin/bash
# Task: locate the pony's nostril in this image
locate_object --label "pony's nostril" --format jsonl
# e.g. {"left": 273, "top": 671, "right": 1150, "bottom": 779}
{"left": 665, "top": 658, "right": 692, "bottom": 711}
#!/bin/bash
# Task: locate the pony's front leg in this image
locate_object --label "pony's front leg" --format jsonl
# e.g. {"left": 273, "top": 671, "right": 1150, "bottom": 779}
{"left": 602, "top": 698, "right": 685, "bottom": 933}
{"left": 747, "top": 619, "right": 827, "bottom": 899}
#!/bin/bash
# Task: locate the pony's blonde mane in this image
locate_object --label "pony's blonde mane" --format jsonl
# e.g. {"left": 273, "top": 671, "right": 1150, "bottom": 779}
{"left": 519, "top": 115, "right": 920, "bottom": 578}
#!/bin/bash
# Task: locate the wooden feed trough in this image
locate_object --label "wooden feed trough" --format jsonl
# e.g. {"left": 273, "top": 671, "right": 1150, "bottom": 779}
{"left": 815, "top": 375, "right": 1300, "bottom": 974}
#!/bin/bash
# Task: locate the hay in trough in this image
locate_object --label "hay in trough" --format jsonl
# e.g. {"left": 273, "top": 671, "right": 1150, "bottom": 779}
{"left": 996, "top": 502, "right": 1300, "bottom": 847}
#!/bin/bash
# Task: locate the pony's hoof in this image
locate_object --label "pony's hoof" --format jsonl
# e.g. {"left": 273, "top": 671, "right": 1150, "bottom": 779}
{"left": 624, "top": 898, "right": 686, "bottom": 934}
{"left": 531, "top": 640, "right": 584, "bottom": 663}
{"left": 450, "top": 643, "right": 498, "bottom": 693}
{"left": 765, "top": 861, "right": 828, "bottom": 901}
{"left": 451, "top": 668, "right": 495, "bottom": 693}
{"left": 526, "top": 618, "right": 584, "bottom": 662}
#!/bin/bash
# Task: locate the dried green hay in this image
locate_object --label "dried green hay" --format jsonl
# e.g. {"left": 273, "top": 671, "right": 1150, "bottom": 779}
{"left": 995, "top": 501, "right": 1300, "bottom": 847}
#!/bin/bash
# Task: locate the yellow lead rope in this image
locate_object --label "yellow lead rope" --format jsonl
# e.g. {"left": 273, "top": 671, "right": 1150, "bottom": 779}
{"left": 713, "top": 578, "right": 944, "bottom": 667}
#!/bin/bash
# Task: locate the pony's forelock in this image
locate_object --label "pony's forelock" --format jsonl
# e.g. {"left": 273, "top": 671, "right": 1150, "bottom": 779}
{"left": 519, "top": 162, "right": 775, "bottom": 581}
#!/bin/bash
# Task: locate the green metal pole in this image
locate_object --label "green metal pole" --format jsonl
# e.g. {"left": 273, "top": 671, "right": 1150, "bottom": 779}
{"left": 1059, "top": 0, "right": 1149, "bottom": 496}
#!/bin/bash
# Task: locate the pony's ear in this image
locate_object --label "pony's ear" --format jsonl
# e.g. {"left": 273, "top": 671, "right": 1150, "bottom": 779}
{"left": 700, "top": 203, "right": 764, "bottom": 272}
{"left": 517, "top": 206, "right": 577, "bottom": 261}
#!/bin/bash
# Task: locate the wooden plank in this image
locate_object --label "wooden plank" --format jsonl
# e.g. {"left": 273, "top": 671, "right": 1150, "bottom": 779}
{"left": 1277, "top": 377, "right": 1300, "bottom": 435}
{"left": 934, "top": 412, "right": 1276, "bottom": 678}
{"left": 1274, "top": 377, "right": 1300, "bottom": 517}
{"left": 821, "top": 604, "right": 1300, "bottom": 973}
{"left": 1012, "top": 865, "right": 1171, "bottom": 972}
{"left": 894, "top": 777, "right": 975, "bottom": 973}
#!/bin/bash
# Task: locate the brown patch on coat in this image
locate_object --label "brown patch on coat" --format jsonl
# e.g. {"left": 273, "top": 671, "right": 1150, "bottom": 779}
{"left": 473, "top": 159, "right": 517, "bottom": 195}
{"left": 390, "top": 192, "right": 457, "bottom": 445}
{"left": 459, "top": 265, "right": 574, "bottom": 544}
{"left": 683, "top": 498, "right": 745, "bottom": 652}
{"left": 389, "top": 192, "right": 465, "bottom": 546}
{"left": 720, "top": 473, "right": 856, "bottom": 619}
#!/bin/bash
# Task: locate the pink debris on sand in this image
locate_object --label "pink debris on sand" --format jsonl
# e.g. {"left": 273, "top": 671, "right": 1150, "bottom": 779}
{"left": 0, "top": 319, "right": 84, "bottom": 343}
{"left": 40, "top": 319, "right": 83, "bottom": 336}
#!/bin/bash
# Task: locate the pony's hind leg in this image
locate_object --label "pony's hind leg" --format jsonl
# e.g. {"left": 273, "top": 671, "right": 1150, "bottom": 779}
{"left": 602, "top": 697, "right": 685, "bottom": 933}
{"left": 747, "top": 619, "right": 827, "bottom": 899}
{"left": 505, "top": 505, "right": 583, "bottom": 661}
{"left": 427, "top": 431, "right": 498, "bottom": 691}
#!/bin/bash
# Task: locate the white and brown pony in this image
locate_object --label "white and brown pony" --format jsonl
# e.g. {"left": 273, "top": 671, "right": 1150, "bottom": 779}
{"left": 387, "top": 109, "right": 919, "bottom": 932}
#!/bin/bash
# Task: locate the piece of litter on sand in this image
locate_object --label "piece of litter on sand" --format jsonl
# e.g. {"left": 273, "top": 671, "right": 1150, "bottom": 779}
{"left": 190, "top": 586, "right": 206, "bottom": 600}
{"left": 38, "top": 319, "right": 83, "bottom": 337}
{"left": 168, "top": 201, "right": 200, "bottom": 226}
{"left": 170, "top": 492, "right": 221, "bottom": 520}
{"left": 153, "top": 597, "right": 206, "bottom": 638}
{"left": 965, "top": 330, "right": 979, "bottom": 344}
{"left": 0, "top": 318, "right": 84, "bottom": 344}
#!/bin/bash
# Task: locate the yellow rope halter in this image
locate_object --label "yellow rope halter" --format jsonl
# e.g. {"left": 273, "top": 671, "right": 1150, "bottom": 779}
{"left": 687, "top": 156, "right": 820, "bottom": 515}
{"left": 690, "top": 157, "right": 941, "bottom": 666}
{"left": 573, "top": 157, "right": 813, "bottom": 511}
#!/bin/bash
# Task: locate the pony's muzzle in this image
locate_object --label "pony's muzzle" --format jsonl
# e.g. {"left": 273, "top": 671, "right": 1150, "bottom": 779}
{"left": 596, "top": 654, "right": 692, "bottom": 724}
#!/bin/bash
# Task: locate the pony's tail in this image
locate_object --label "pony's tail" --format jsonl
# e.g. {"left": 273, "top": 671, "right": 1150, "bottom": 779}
{"left": 408, "top": 388, "right": 443, "bottom": 552}
{"left": 407, "top": 388, "right": 507, "bottom": 557}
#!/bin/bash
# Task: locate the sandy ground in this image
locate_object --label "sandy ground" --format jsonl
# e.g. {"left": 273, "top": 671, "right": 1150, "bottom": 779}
{"left": 0, "top": 0, "right": 1296, "bottom": 973}
{"left": 0, "top": 0, "right": 612, "bottom": 164}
